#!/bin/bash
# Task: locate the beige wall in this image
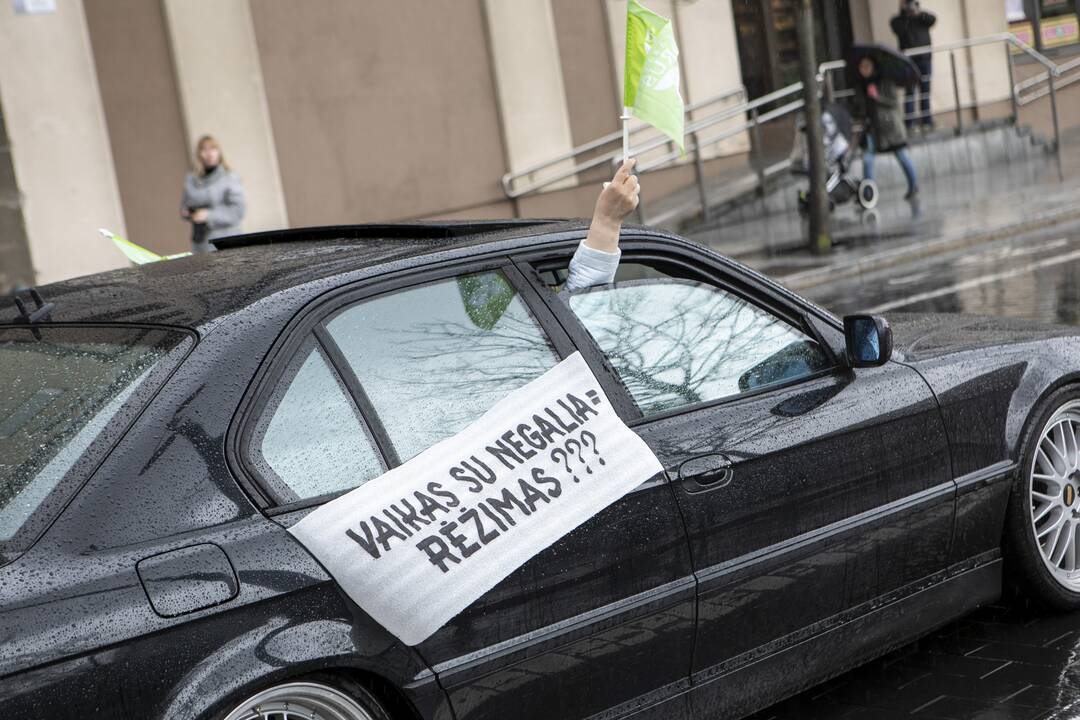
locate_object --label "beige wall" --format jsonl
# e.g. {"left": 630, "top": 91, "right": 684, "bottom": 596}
{"left": 0, "top": 0, "right": 127, "bottom": 284}
{"left": 250, "top": 0, "right": 510, "bottom": 224}
{"left": 850, "top": 0, "right": 875, "bottom": 44}
{"left": 164, "top": 0, "right": 288, "bottom": 234}
{"left": 674, "top": 0, "right": 750, "bottom": 158}
{"left": 484, "top": 0, "right": 575, "bottom": 187}
{"left": 961, "top": 0, "right": 1011, "bottom": 106}
{"left": 85, "top": 0, "right": 191, "bottom": 256}
{"left": 552, "top": 0, "right": 621, "bottom": 146}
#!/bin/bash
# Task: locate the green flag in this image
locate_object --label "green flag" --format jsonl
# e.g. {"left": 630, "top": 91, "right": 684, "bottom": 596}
{"left": 99, "top": 228, "right": 192, "bottom": 265}
{"left": 624, "top": 0, "right": 684, "bottom": 151}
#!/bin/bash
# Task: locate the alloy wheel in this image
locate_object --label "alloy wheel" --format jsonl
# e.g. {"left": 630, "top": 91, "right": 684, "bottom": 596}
{"left": 220, "top": 681, "right": 376, "bottom": 720}
{"left": 1029, "top": 400, "right": 1080, "bottom": 589}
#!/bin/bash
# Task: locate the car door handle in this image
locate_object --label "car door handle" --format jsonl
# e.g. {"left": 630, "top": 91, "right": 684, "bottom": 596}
{"left": 678, "top": 454, "right": 734, "bottom": 491}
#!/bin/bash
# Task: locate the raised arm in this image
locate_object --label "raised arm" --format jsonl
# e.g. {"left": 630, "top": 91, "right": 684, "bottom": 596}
{"left": 583, "top": 157, "right": 640, "bottom": 252}
{"left": 563, "top": 158, "right": 640, "bottom": 293}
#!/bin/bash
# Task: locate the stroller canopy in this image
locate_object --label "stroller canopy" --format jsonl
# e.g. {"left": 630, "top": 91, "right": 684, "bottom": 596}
{"left": 824, "top": 102, "right": 854, "bottom": 142}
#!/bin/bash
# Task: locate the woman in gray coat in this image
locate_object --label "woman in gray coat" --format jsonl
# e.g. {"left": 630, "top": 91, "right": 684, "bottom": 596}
{"left": 180, "top": 135, "right": 246, "bottom": 253}
{"left": 855, "top": 56, "right": 919, "bottom": 199}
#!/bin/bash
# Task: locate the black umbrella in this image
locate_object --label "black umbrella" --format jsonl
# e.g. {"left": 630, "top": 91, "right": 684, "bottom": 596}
{"left": 849, "top": 43, "right": 921, "bottom": 88}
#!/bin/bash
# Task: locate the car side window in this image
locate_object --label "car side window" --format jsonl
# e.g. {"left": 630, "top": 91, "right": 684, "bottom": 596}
{"left": 566, "top": 263, "right": 832, "bottom": 417}
{"left": 325, "top": 269, "right": 561, "bottom": 462}
{"left": 249, "top": 342, "right": 386, "bottom": 502}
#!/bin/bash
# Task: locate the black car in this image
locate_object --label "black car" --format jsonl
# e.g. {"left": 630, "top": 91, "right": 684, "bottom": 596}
{"left": 2, "top": 221, "right": 1080, "bottom": 720}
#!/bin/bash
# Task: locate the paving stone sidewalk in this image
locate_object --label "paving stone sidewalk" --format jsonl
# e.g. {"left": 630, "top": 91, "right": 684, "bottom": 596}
{"left": 750, "top": 601, "right": 1080, "bottom": 720}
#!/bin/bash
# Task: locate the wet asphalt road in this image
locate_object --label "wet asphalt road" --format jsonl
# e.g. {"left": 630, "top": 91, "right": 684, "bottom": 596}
{"left": 750, "top": 223, "right": 1080, "bottom": 720}
{"left": 805, "top": 219, "right": 1080, "bottom": 324}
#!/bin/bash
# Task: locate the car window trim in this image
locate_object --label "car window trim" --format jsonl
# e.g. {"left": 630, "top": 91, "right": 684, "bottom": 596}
{"left": 243, "top": 335, "right": 391, "bottom": 505}
{"left": 513, "top": 234, "right": 840, "bottom": 328}
{"left": 313, "top": 325, "right": 403, "bottom": 468}
{"left": 234, "top": 256, "right": 576, "bottom": 513}
{"left": 511, "top": 255, "right": 645, "bottom": 424}
{"left": 512, "top": 239, "right": 845, "bottom": 427}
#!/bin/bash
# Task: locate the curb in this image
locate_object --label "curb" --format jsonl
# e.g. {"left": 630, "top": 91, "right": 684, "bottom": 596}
{"left": 773, "top": 203, "right": 1080, "bottom": 292}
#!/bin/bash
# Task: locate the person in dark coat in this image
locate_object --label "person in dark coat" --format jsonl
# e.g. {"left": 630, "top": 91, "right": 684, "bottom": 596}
{"left": 856, "top": 56, "right": 919, "bottom": 199}
{"left": 891, "top": 0, "right": 936, "bottom": 129}
{"left": 179, "top": 135, "right": 246, "bottom": 253}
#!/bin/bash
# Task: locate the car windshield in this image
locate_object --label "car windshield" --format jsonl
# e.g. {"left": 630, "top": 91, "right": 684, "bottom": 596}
{"left": 0, "top": 326, "right": 189, "bottom": 549}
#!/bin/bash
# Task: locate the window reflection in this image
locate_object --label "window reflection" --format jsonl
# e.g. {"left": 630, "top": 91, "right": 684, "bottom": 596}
{"left": 327, "top": 270, "right": 559, "bottom": 461}
{"left": 254, "top": 345, "right": 385, "bottom": 501}
{"left": 569, "top": 277, "right": 830, "bottom": 416}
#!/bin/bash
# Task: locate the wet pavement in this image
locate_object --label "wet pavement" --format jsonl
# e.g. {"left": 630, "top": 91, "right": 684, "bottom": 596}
{"left": 750, "top": 601, "right": 1080, "bottom": 720}
{"left": 689, "top": 149, "right": 1078, "bottom": 277}
{"left": 750, "top": 218, "right": 1080, "bottom": 720}
{"left": 804, "top": 218, "right": 1080, "bottom": 323}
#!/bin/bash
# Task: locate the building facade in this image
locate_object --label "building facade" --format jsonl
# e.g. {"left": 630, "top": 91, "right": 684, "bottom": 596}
{"left": 1, "top": 0, "right": 1012, "bottom": 287}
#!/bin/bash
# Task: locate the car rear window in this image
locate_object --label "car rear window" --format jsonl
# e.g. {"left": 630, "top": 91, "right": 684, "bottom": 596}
{"left": 0, "top": 326, "right": 190, "bottom": 553}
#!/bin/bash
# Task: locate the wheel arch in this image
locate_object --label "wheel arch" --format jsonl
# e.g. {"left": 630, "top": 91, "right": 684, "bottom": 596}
{"left": 1005, "top": 367, "right": 1080, "bottom": 466}
{"left": 156, "top": 615, "right": 437, "bottom": 720}
{"left": 1002, "top": 379, "right": 1080, "bottom": 608}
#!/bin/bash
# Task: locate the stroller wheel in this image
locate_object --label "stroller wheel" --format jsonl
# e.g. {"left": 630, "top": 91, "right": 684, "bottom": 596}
{"left": 857, "top": 179, "right": 879, "bottom": 210}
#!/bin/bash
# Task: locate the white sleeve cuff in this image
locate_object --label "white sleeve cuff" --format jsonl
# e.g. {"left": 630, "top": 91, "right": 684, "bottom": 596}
{"left": 563, "top": 241, "right": 621, "bottom": 293}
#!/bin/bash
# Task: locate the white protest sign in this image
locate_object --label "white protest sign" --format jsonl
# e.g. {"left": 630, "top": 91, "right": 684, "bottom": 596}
{"left": 289, "top": 352, "right": 663, "bottom": 646}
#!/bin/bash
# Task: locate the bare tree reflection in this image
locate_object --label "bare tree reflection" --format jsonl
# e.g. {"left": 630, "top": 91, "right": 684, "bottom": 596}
{"left": 383, "top": 278, "right": 829, "bottom": 420}
{"left": 568, "top": 280, "right": 827, "bottom": 414}
{"left": 392, "top": 313, "right": 555, "bottom": 393}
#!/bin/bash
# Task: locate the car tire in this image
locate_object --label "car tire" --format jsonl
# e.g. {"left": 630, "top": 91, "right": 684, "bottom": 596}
{"left": 1004, "top": 386, "right": 1080, "bottom": 610}
{"left": 217, "top": 674, "right": 394, "bottom": 720}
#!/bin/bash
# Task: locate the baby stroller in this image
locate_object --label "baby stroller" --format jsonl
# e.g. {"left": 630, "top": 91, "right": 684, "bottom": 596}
{"left": 797, "top": 102, "right": 878, "bottom": 212}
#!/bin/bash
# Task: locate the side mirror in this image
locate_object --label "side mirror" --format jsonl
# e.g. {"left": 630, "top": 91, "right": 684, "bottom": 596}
{"left": 843, "top": 315, "right": 893, "bottom": 367}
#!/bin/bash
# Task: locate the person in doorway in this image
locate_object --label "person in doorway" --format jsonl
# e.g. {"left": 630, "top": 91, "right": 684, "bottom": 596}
{"left": 563, "top": 157, "right": 640, "bottom": 293}
{"left": 890, "top": 0, "right": 936, "bottom": 129}
{"left": 179, "top": 135, "right": 246, "bottom": 253}
{"left": 856, "top": 56, "right": 919, "bottom": 200}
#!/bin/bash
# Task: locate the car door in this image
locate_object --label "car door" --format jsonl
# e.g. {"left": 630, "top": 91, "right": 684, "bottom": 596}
{"left": 519, "top": 241, "right": 954, "bottom": 719}
{"left": 247, "top": 259, "right": 696, "bottom": 720}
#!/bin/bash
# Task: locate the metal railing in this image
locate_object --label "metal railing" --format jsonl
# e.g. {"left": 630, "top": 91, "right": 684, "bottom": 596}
{"left": 1017, "top": 55, "right": 1080, "bottom": 105}
{"left": 501, "top": 31, "right": 1068, "bottom": 218}
{"left": 501, "top": 85, "right": 747, "bottom": 199}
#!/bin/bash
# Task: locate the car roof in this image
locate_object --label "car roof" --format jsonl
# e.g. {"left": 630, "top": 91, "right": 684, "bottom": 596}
{"left": 0, "top": 220, "right": 608, "bottom": 332}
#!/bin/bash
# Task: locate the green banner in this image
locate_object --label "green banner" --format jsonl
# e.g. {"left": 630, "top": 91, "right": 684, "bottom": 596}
{"left": 624, "top": 0, "right": 685, "bottom": 151}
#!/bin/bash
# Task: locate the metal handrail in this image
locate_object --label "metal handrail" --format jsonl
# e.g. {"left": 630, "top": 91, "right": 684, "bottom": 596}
{"left": 1018, "top": 56, "right": 1080, "bottom": 92}
{"left": 1016, "top": 55, "right": 1080, "bottom": 104}
{"left": 502, "top": 32, "right": 1067, "bottom": 207}
{"left": 501, "top": 84, "right": 746, "bottom": 198}
{"left": 638, "top": 98, "right": 804, "bottom": 173}
{"left": 502, "top": 82, "right": 804, "bottom": 200}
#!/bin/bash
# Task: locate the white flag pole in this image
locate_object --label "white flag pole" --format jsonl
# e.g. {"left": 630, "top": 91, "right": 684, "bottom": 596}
{"left": 621, "top": 107, "right": 631, "bottom": 163}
